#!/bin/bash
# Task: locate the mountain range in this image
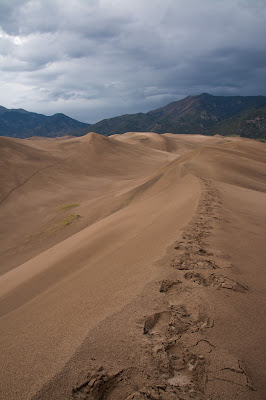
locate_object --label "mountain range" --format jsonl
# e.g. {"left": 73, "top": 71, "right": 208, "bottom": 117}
{"left": 1, "top": 93, "right": 266, "bottom": 139}
{"left": 0, "top": 106, "right": 90, "bottom": 138}
{"left": 89, "top": 93, "right": 266, "bottom": 139}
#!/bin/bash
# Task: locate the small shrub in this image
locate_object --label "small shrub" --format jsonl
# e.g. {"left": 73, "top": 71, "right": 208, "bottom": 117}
{"left": 61, "top": 214, "right": 80, "bottom": 226}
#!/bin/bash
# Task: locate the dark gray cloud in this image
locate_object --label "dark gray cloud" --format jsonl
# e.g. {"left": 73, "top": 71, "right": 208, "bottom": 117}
{"left": 0, "top": 0, "right": 266, "bottom": 123}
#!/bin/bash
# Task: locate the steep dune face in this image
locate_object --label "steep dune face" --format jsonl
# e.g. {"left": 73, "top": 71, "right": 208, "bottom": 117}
{"left": 0, "top": 132, "right": 176, "bottom": 275}
{"left": 0, "top": 133, "right": 265, "bottom": 400}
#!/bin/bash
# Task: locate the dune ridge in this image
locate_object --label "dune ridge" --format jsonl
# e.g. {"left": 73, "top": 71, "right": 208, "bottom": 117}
{"left": 0, "top": 132, "right": 265, "bottom": 400}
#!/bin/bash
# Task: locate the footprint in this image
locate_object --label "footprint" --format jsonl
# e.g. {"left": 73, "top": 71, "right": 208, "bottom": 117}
{"left": 213, "top": 275, "right": 248, "bottom": 292}
{"left": 143, "top": 307, "right": 191, "bottom": 338}
{"left": 166, "top": 344, "right": 207, "bottom": 394}
{"left": 172, "top": 256, "right": 218, "bottom": 271}
{"left": 184, "top": 272, "right": 248, "bottom": 292}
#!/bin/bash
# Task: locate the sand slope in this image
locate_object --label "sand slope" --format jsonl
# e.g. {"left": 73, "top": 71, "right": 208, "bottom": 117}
{"left": 0, "top": 133, "right": 265, "bottom": 400}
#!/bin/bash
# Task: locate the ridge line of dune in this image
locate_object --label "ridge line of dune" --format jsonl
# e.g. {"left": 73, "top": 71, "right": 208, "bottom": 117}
{"left": 64, "top": 170, "right": 254, "bottom": 399}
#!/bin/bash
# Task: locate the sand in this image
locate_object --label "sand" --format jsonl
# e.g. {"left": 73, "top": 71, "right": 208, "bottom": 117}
{"left": 0, "top": 132, "right": 265, "bottom": 400}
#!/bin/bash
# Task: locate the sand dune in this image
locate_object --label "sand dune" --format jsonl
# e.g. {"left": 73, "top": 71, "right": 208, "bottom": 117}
{"left": 0, "top": 133, "right": 265, "bottom": 400}
{"left": 111, "top": 131, "right": 223, "bottom": 155}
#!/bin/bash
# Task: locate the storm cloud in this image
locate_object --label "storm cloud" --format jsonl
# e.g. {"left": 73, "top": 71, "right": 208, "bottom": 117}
{"left": 0, "top": 0, "right": 266, "bottom": 122}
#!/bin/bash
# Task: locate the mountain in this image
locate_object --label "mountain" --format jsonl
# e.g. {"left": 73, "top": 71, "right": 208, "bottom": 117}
{"left": 1, "top": 94, "right": 266, "bottom": 139}
{"left": 0, "top": 106, "right": 90, "bottom": 138}
{"left": 89, "top": 93, "right": 266, "bottom": 139}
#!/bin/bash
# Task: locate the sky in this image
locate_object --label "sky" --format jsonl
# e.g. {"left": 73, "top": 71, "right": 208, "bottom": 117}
{"left": 0, "top": 0, "right": 266, "bottom": 123}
